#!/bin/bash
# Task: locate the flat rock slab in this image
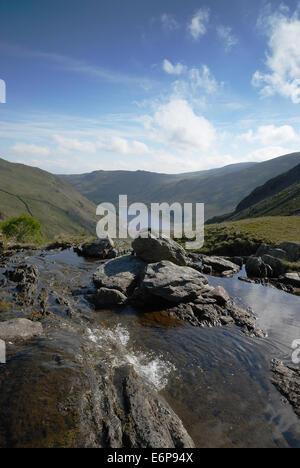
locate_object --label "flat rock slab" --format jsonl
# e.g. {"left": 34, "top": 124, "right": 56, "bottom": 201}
{"left": 93, "top": 255, "right": 146, "bottom": 295}
{"left": 202, "top": 256, "right": 240, "bottom": 274}
{"left": 132, "top": 235, "right": 187, "bottom": 266}
{"left": 0, "top": 318, "right": 43, "bottom": 341}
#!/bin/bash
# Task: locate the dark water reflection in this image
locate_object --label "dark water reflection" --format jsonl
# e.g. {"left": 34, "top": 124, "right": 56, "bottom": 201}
{"left": 0, "top": 250, "right": 300, "bottom": 448}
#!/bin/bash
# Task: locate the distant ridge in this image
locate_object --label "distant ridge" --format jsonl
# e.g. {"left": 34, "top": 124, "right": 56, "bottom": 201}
{"left": 60, "top": 152, "right": 300, "bottom": 220}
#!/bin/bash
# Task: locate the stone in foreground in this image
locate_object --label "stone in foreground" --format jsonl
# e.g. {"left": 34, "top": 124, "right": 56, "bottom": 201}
{"left": 0, "top": 318, "right": 43, "bottom": 341}
{"left": 132, "top": 234, "right": 187, "bottom": 266}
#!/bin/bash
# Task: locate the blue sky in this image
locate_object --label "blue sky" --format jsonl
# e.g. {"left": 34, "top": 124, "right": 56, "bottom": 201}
{"left": 0, "top": 0, "right": 300, "bottom": 173}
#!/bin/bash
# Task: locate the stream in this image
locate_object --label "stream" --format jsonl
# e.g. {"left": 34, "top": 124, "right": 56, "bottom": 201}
{"left": 0, "top": 248, "right": 299, "bottom": 448}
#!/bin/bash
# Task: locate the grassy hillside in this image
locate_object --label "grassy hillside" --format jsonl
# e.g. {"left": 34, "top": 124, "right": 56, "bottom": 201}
{"left": 209, "top": 163, "right": 300, "bottom": 222}
{"left": 230, "top": 182, "right": 300, "bottom": 220}
{"left": 199, "top": 216, "right": 300, "bottom": 256}
{"left": 236, "top": 163, "right": 300, "bottom": 212}
{"left": 61, "top": 152, "right": 300, "bottom": 220}
{"left": 0, "top": 158, "right": 97, "bottom": 239}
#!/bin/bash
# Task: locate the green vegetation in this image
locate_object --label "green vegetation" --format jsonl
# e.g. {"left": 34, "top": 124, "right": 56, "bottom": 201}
{"left": 230, "top": 182, "right": 300, "bottom": 220}
{"left": 209, "top": 163, "right": 300, "bottom": 222}
{"left": 0, "top": 157, "right": 97, "bottom": 239}
{"left": 0, "top": 301, "right": 13, "bottom": 313}
{"left": 196, "top": 217, "right": 300, "bottom": 256}
{"left": 1, "top": 214, "right": 42, "bottom": 243}
{"left": 282, "top": 260, "right": 300, "bottom": 272}
{"left": 61, "top": 152, "right": 300, "bottom": 220}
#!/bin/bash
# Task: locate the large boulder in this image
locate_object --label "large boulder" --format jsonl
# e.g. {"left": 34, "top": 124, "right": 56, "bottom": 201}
{"left": 202, "top": 256, "right": 240, "bottom": 275}
{"left": 76, "top": 236, "right": 117, "bottom": 260}
{"left": 133, "top": 260, "right": 208, "bottom": 305}
{"left": 0, "top": 318, "right": 43, "bottom": 341}
{"left": 93, "top": 255, "right": 146, "bottom": 295}
{"left": 279, "top": 242, "right": 300, "bottom": 262}
{"left": 245, "top": 257, "right": 270, "bottom": 278}
{"left": 262, "top": 254, "right": 286, "bottom": 277}
{"left": 267, "top": 249, "right": 288, "bottom": 260}
{"left": 132, "top": 235, "right": 187, "bottom": 266}
{"left": 255, "top": 243, "right": 272, "bottom": 257}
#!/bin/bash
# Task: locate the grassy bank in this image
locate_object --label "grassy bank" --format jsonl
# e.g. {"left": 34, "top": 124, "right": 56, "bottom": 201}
{"left": 198, "top": 216, "right": 300, "bottom": 256}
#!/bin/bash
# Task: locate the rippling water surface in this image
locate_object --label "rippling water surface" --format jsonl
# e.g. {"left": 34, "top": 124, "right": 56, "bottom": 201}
{"left": 1, "top": 250, "right": 300, "bottom": 448}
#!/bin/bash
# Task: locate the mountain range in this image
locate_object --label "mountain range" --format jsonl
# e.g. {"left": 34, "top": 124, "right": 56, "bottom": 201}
{"left": 61, "top": 152, "right": 300, "bottom": 221}
{"left": 0, "top": 152, "right": 299, "bottom": 239}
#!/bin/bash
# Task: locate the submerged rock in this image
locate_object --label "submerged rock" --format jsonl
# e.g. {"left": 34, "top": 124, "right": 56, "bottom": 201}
{"left": 0, "top": 320, "right": 194, "bottom": 448}
{"left": 132, "top": 234, "right": 187, "bottom": 266}
{"left": 271, "top": 359, "right": 300, "bottom": 418}
{"left": 166, "top": 301, "right": 261, "bottom": 337}
{"left": 5, "top": 263, "right": 39, "bottom": 304}
{"left": 94, "top": 287, "right": 127, "bottom": 307}
{"left": 0, "top": 318, "right": 43, "bottom": 341}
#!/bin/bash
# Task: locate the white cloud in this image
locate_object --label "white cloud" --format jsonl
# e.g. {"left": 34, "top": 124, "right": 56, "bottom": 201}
{"left": 252, "top": 6, "right": 300, "bottom": 103}
{"left": 146, "top": 98, "right": 216, "bottom": 152}
{"left": 187, "top": 65, "right": 219, "bottom": 94}
{"left": 217, "top": 25, "right": 238, "bottom": 52}
{"left": 164, "top": 63, "right": 219, "bottom": 98}
{"left": 53, "top": 135, "right": 97, "bottom": 153}
{"left": 240, "top": 124, "right": 298, "bottom": 145}
{"left": 162, "top": 59, "right": 186, "bottom": 75}
{"left": 244, "top": 145, "right": 295, "bottom": 162}
{"left": 188, "top": 8, "right": 210, "bottom": 40}
{"left": 160, "top": 13, "right": 179, "bottom": 32}
{"left": 12, "top": 142, "right": 50, "bottom": 157}
{"left": 98, "top": 137, "right": 150, "bottom": 155}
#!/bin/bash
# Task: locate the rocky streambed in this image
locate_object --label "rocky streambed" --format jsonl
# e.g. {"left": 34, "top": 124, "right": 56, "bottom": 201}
{"left": 0, "top": 236, "right": 299, "bottom": 448}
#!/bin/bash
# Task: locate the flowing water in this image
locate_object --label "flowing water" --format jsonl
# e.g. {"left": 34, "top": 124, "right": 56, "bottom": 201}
{"left": 0, "top": 249, "right": 300, "bottom": 448}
